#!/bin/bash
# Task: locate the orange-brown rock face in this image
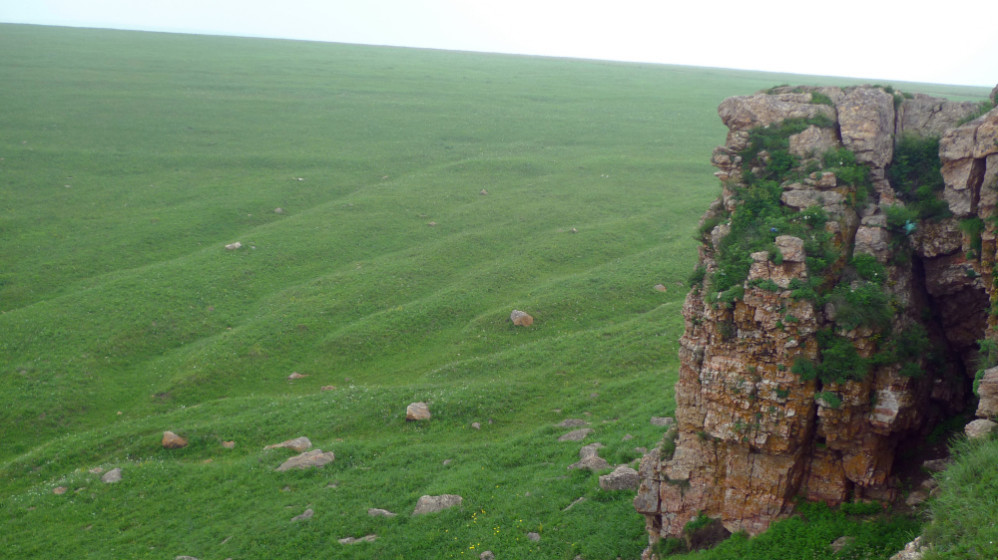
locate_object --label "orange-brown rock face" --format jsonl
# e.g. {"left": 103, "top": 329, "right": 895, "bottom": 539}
{"left": 637, "top": 86, "right": 998, "bottom": 546}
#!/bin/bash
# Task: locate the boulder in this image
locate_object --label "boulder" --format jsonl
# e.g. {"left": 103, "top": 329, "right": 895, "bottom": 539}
{"left": 599, "top": 465, "right": 640, "bottom": 490}
{"left": 510, "top": 309, "right": 534, "bottom": 326}
{"left": 101, "top": 468, "right": 122, "bottom": 484}
{"left": 412, "top": 494, "right": 463, "bottom": 515}
{"left": 162, "top": 431, "right": 188, "bottom": 449}
{"left": 275, "top": 449, "right": 335, "bottom": 471}
{"left": 264, "top": 436, "right": 312, "bottom": 453}
{"left": 406, "top": 402, "right": 431, "bottom": 421}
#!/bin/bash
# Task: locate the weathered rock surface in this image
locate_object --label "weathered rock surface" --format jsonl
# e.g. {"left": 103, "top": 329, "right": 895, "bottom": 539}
{"left": 976, "top": 365, "right": 998, "bottom": 417}
{"left": 413, "top": 494, "right": 463, "bottom": 515}
{"left": 264, "top": 436, "right": 312, "bottom": 453}
{"left": 162, "top": 431, "right": 188, "bottom": 449}
{"left": 275, "top": 449, "right": 335, "bottom": 471}
{"left": 637, "top": 86, "right": 996, "bottom": 545}
{"left": 965, "top": 418, "right": 998, "bottom": 439}
{"left": 406, "top": 402, "right": 431, "bottom": 421}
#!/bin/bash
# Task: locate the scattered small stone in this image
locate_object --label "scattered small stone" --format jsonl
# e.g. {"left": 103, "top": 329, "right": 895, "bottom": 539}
{"left": 527, "top": 532, "right": 541, "bottom": 542}
{"left": 53, "top": 486, "right": 68, "bottom": 495}
{"left": 264, "top": 436, "right": 312, "bottom": 453}
{"left": 965, "top": 418, "right": 998, "bottom": 439}
{"left": 339, "top": 535, "right": 378, "bottom": 544}
{"left": 622, "top": 433, "right": 634, "bottom": 441}
{"left": 599, "top": 465, "right": 640, "bottom": 491}
{"left": 471, "top": 422, "right": 481, "bottom": 430}
{"left": 175, "top": 556, "right": 200, "bottom": 560}
{"left": 830, "top": 536, "right": 855, "bottom": 553}
{"left": 650, "top": 417, "right": 674, "bottom": 427}
{"left": 224, "top": 242, "right": 242, "bottom": 251}
{"left": 162, "top": 431, "right": 188, "bottom": 449}
{"left": 368, "top": 508, "right": 397, "bottom": 518}
{"left": 510, "top": 309, "right": 534, "bottom": 326}
{"left": 569, "top": 227, "right": 578, "bottom": 233}
{"left": 288, "top": 372, "right": 308, "bottom": 380}
{"left": 558, "top": 428, "right": 593, "bottom": 442}
{"left": 480, "top": 189, "right": 489, "bottom": 195}
{"left": 296, "top": 177, "right": 304, "bottom": 181}
{"left": 563, "top": 496, "right": 586, "bottom": 511}
{"left": 274, "top": 207, "right": 285, "bottom": 214}
{"left": 89, "top": 467, "right": 104, "bottom": 474}
{"left": 480, "top": 551, "right": 495, "bottom": 560}
{"left": 413, "top": 494, "right": 463, "bottom": 515}
{"left": 101, "top": 468, "right": 122, "bottom": 484}
{"left": 275, "top": 449, "right": 335, "bottom": 471}
{"left": 321, "top": 385, "right": 336, "bottom": 391}
{"left": 442, "top": 459, "right": 452, "bottom": 466}
{"left": 406, "top": 402, "right": 432, "bottom": 421}
{"left": 557, "top": 418, "right": 589, "bottom": 428}
{"left": 427, "top": 221, "right": 437, "bottom": 227}
{"left": 653, "top": 284, "right": 668, "bottom": 292}
{"left": 221, "top": 441, "right": 235, "bottom": 449}
{"left": 291, "top": 508, "right": 314, "bottom": 522}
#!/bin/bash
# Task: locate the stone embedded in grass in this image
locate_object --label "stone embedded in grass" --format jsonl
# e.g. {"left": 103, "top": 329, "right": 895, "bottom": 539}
{"left": 287, "top": 372, "right": 307, "bottom": 380}
{"left": 101, "top": 468, "right": 123, "bottom": 484}
{"left": 412, "top": 494, "right": 463, "bottom": 515}
{"left": 339, "top": 535, "right": 378, "bottom": 544}
{"left": 221, "top": 440, "right": 235, "bottom": 449}
{"left": 557, "top": 428, "right": 592, "bottom": 442}
{"left": 471, "top": 422, "right": 481, "bottom": 430}
{"left": 53, "top": 486, "right": 67, "bottom": 495}
{"left": 480, "top": 189, "right": 488, "bottom": 195}
{"left": 224, "top": 241, "right": 242, "bottom": 250}
{"left": 510, "top": 309, "right": 534, "bottom": 326}
{"left": 479, "top": 551, "right": 495, "bottom": 560}
{"left": 291, "top": 508, "right": 314, "bottom": 522}
{"left": 654, "top": 283, "right": 668, "bottom": 292}
{"left": 367, "top": 508, "right": 397, "bottom": 517}
{"left": 175, "top": 556, "right": 200, "bottom": 560}
{"left": 275, "top": 449, "right": 335, "bottom": 471}
{"left": 264, "top": 436, "right": 312, "bottom": 453}
{"left": 162, "top": 431, "right": 188, "bottom": 449}
{"left": 557, "top": 418, "right": 589, "bottom": 428}
{"left": 830, "top": 536, "right": 855, "bottom": 553}
{"left": 320, "top": 385, "right": 336, "bottom": 391}
{"left": 527, "top": 532, "right": 541, "bottom": 541}
{"left": 427, "top": 221, "right": 437, "bottom": 227}
{"left": 406, "top": 402, "right": 431, "bottom": 421}
{"left": 274, "top": 207, "right": 285, "bottom": 214}
{"left": 569, "top": 443, "right": 610, "bottom": 471}
{"left": 598, "top": 465, "right": 640, "bottom": 491}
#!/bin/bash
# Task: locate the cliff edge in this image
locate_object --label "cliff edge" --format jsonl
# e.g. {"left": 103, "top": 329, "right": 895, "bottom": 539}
{"left": 635, "top": 85, "right": 998, "bottom": 549}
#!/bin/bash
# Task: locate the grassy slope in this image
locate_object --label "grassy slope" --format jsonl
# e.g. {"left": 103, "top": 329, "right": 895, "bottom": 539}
{"left": 0, "top": 24, "right": 990, "bottom": 559}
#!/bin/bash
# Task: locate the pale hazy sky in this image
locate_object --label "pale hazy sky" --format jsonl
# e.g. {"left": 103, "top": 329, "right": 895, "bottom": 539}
{"left": 2, "top": 0, "right": 997, "bottom": 87}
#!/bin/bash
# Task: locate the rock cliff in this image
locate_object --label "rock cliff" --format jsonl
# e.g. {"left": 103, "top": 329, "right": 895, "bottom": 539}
{"left": 635, "top": 85, "right": 998, "bottom": 548}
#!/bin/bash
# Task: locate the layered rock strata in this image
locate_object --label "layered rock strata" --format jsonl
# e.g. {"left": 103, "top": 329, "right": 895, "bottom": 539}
{"left": 636, "top": 86, "right": 998, "bottom": 545}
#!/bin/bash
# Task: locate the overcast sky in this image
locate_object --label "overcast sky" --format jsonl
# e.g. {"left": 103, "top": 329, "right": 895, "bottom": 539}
{"left": 2, "top": 0, "right": 997, "bottom": 87}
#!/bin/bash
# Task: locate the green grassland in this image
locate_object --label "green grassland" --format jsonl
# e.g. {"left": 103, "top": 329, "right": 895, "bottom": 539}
{"left": 0, "top": 23, "right": 991, "bottom": 559}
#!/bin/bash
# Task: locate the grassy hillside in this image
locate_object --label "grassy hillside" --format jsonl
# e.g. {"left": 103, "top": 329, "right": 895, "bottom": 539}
{"left": 0, "top": 24, "right": 990, "bottom": 559}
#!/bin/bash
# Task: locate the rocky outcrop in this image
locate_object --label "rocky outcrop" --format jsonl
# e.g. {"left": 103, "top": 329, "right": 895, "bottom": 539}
{"left": 637, "top": 85, "right": 998, "bottom": 545}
